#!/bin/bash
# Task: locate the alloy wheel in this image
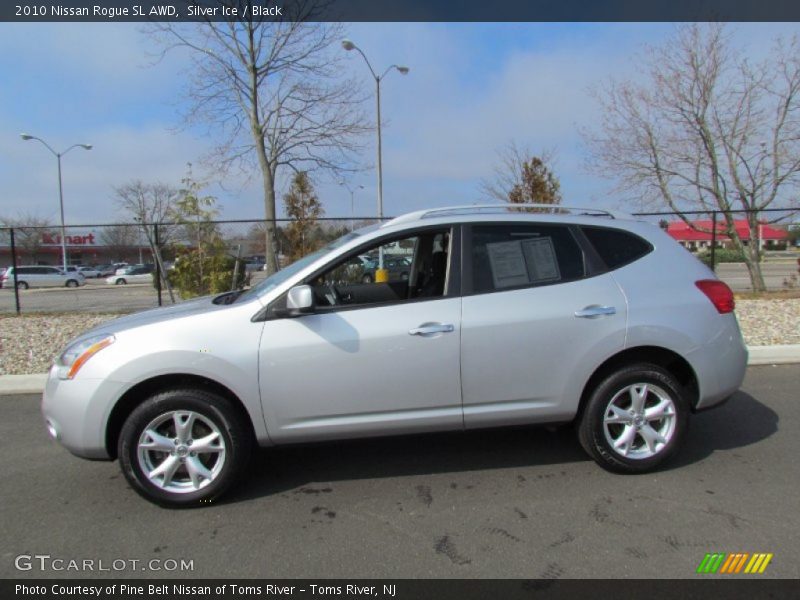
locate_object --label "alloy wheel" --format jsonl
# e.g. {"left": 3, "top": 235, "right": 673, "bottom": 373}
{"left": 602, "top": 383, "right": 677, "bottom": 459}
{"left": 137, "top": 410, "right": 227, "bottom": 493}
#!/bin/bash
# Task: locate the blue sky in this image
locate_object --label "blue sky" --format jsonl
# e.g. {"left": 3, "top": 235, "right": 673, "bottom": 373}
{"left": 1, "top": 21, "right": 798, "bottom": 225}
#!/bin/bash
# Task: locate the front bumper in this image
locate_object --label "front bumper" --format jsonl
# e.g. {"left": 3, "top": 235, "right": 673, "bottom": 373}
{"left": 41, "top": 365, "right": 124, "bottom": 460}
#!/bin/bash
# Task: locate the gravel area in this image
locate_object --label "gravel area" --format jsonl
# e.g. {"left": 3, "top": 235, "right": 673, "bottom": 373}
{"left": 1, "top": 300, "right": 799, "bottom": 375}
{"left": 1, "top": 314, "right": 118, "bottom": 376}
{"left": 735, "top": 298, "right": 800, "bottom": 346}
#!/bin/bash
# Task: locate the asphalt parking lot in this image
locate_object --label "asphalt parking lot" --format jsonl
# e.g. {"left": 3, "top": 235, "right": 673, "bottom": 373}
{"left": 1, "top": 365, "right": 798, "bottom": 579}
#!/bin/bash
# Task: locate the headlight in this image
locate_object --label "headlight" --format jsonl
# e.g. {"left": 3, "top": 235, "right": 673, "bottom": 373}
{"left": 56, "top": 334, "right": 115, "bottom": 380}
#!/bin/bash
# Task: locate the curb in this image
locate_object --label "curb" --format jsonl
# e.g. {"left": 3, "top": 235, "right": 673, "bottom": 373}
{"left": 1, "top": 345, "right": 799, "bottom": 397}
{"left": 746, "top": 344, "right": 800, "bottom": 366}
{"left": 0, "top": 373, "right": 48, "bottom": 395}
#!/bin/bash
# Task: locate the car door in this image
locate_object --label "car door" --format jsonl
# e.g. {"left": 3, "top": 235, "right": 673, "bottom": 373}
{"left": 258, "top": 227, "right": 463, "bottom": 443}
{"left": 460, "top": 222, "right": 627, "bottom": 428}
{"left": 38, "top": 267, "right": 61, "bottom": 287}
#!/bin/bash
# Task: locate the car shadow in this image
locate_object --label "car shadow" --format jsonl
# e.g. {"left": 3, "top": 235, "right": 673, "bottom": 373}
{"left": 230, "top": 424, "right": 588, "bottom": 503}
{"left": 227, "top": 390, "right": 778, "bottom": 504}
{"left": 667, "top": 390, "right": 779, "bottom": 469}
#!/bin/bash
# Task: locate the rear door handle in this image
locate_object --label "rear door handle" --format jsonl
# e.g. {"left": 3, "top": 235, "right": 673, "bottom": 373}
{"left": 574, "top": 305, "right": 616, "bottom": 319}
{"left": 409, "top": 323, "right": 455, "bottom": 336}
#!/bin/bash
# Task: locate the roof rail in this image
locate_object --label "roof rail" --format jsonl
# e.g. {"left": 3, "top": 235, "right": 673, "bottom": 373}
{"left": 384, "top": 203, "right": 630, "bottom": 227}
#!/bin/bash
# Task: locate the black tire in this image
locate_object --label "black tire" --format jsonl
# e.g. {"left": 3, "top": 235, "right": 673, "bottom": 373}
{"left": 361, "top": 274, "right": 373, "bottom": 284}
{"left": 577, "top": 363, "right": 688, "bottom": 474}
{"left": 65, "top": 279, "right": 79, "bottom": 288}
{"left": 118, "top": 388, "right": 252, "bottom": 508}
{"left": 115, "top": 278, "right": 126, "bottom": 285}
{"left": 16, "top": 281, "right": 29, "bottom": 290}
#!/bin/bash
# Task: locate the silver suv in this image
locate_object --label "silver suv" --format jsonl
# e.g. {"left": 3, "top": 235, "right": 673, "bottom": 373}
{"left": 42, "top": 205, "right": 747, "bottom": 506}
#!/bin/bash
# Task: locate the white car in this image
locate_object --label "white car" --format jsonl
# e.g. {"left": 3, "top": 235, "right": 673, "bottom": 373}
{"left": 106, "top": 266, "right": 153, "bottom": 285}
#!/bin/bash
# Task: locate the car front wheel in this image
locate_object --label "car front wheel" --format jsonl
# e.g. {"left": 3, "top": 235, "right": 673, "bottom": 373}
{"left": 115, "top": 278, "right": 126, "bottom": 285}
{"left": 65, "top": 279, "right": 79, "bottom": 288}
{"left": 118, "top": 388, "right": 252, "bottom": 507}
{"left": 577, "top": 364, "right": 688, "bottom": 474}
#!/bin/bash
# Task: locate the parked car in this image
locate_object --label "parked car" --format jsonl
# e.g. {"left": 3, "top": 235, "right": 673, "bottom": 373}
{"left": 94, "top": 264, "right": 116, "bottom": 277}
{"left": 105, "top": 265, "right": 154, "bottom": 285}
{"left": 2, "top": 265, "right": 85, "bottom": 289}
{"left": 77, "top": 266, "right": 101, "bottom": 278}
{"left": 359, "top": 255, "right": 412, "bottom": 283}
{"left": 114, "top": 263, "right": 135, "bottom": 275}
{"left": 42, "top": 204, "right": 747, "bottom": 506}
{"left": 244, "top": 259, "right": 266, "bottom": 273}
{"left": 64, "top": 265, "right": 101, "bottom": 279}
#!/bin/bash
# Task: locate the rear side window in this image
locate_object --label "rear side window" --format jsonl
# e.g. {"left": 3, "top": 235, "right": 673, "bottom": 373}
{"left": 581, "top": 226, "right": 652, "bottom": 270}
{"left": 470, "top": 224, "right": 585, "bottom": 294}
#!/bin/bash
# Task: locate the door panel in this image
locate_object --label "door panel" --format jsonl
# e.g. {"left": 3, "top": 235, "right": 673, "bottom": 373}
{"left": 259, "top": 297, "right": 463, "bottom": 442}
{"left": 461, "top": 274, "right": 627, "bottom": 427}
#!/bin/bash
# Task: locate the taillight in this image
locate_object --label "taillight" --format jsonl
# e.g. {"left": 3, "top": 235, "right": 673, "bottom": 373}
{"left": 695, "top": 280, "right": 735, "bottom": 314}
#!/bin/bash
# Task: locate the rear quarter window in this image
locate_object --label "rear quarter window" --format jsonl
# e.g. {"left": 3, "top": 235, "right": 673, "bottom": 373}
{"left": 581, "top": 226, "right": 652, "bottom": 270}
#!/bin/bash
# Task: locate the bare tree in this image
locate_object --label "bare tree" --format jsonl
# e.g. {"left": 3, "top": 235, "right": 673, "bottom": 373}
{"left": 584, "top": 24, "right": 800, "bottom": 291}
{"left": 481, "top": 143, "right": 562, "bottom": 206}
{"left": 150, "top": 3, "right": 370, "bottom": 274}
{"left": 3, "top": 213, "right": 54, "bottom": 264}
{"left": 100, "top": 225, "right": 139, "bottom": 263}
{"left": 114, "top": 180, "right": 179, "bottom": 245}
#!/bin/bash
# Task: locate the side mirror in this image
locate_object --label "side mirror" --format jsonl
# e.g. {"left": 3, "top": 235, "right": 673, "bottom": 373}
{"left": 286, "top": 285, "right": 315, "bottom": 316}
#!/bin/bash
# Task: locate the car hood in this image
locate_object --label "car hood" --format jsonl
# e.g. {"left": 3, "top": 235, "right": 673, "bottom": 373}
{"left": 79, "top": 294, "right": 258, "bottom": 339}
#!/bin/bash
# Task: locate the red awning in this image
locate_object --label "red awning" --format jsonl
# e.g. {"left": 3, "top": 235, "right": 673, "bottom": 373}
{"left": 666, "top": 219, "right": 789, "bottom": 242}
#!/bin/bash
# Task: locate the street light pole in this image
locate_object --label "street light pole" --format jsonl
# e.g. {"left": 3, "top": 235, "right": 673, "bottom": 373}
{"left": 375, "top": 78, "right": 383, "bottom": 221}
{"left": 339, "top": 181, "right": 364, "bottom": 231}
{"left": 56, "top": 153, "right": 67, "bottom": 272}
{"left": 342, "top": 40, "right": 408, "bottom": 271}
{"left": 20, "top": 134, "right": 92, "bottom": 271}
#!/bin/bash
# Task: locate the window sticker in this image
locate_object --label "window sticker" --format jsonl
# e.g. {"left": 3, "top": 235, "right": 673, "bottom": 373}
{"left": 485, "top": 236, "right": 561, "bottom": 289}
{"left": 521, "top": 237, "right": 560, "bottom": 283}
{"left": 486, "top": 240, "right": 530, "bottom": 289}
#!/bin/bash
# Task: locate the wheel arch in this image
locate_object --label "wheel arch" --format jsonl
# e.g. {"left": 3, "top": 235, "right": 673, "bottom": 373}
{"left": 105, "top": 373, "right": 257, "bottom": 459}
{"left": 576, "top": 346, "right": 699, "bottom": 422}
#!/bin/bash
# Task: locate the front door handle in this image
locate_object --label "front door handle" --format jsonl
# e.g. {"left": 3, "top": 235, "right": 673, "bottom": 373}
{"left": 574, "top": 305, "right": 616, "bottom": 319}
{"left": 409, "top": 323, "right": 455, "bottom": 336}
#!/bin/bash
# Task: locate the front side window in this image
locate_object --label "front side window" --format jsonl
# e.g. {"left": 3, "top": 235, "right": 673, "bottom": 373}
{"left": 308, "top": 229, "right": 452, "bottom": 309}
{"left": 469, "top": 224, "right": 586, "bottom": 294}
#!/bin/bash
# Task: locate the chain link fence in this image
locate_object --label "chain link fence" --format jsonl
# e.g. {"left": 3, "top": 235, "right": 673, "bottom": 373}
{"left": 1, "top": 208, "right": 797, "bottom": 315}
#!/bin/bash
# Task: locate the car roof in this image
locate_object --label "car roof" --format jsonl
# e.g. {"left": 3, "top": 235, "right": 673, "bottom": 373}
{"left": 380, "top": 203, "right": 640, "bottom": 231}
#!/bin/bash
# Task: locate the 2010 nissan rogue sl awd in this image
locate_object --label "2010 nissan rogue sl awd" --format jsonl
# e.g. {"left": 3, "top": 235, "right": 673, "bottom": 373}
{"left": 42, "top": 204, "right": 747, "bottom": 506}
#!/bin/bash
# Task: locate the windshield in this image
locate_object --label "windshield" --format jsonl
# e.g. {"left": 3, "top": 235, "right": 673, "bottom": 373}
{"left": 234, "top": 226, "right": 374, "bottom": 303}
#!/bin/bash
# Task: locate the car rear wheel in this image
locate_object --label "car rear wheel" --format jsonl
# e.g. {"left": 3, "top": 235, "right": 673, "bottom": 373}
{"left": 65, "top": 279, "right": 79, "bottom": 288}
{"left": 361, "top": 274, "right": 373, "bottom": 284}
{"left": 16, "top": 281, "right": 29, "bottom": 290}
{"left": 118, "top": 388, "right": 252, "bottom": 507}
{"left": 115, "top": 278, "right": 126, "bottom": 285}
{"left": 577, "top": 363, "right": 688, "bottom": 473}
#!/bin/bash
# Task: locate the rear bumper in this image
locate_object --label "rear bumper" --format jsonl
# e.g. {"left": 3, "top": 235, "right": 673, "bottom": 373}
{"left": 689, "top": 315, "right": 748, "bottom": 411}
